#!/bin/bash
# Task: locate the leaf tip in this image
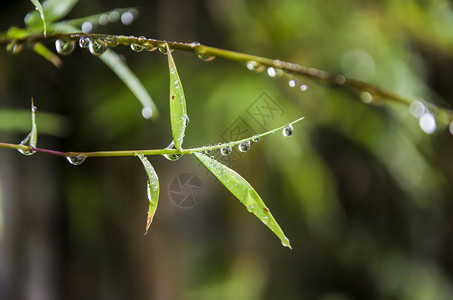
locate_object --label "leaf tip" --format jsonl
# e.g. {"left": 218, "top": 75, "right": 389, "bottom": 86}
{"left": 144, "top": 214, "right": 153, "bottom": 235}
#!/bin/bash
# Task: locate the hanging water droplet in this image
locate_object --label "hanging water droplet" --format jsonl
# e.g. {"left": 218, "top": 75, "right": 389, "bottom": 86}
{"left": 159, "top": 46, "right": 168, "bottom": 54}
{"left": 66, "top": 155, "right": 86, "bottom": 166}
{"left": 143, "top": 42, "right": 157, "bottom": 51}
{"left": 288, "top": 80, "right": 296, "bottom": 87}
{"left": 246, "top": 61, "right": 264, "bottom": 72}
{"left": 360, "top": 92, "right": 373, "bottom": 103}
{"left": 220, "top": 145, "right": 232, "bottom": 156}
{"left": 181, "top": 114, "right": 190, "bottom": 127}
{"left": 197, "top": 53, "right": 216, "bottom": 61}
{"left": 282, "top": 124, "right": 294, "bottom": 137}
{"left": 55, "top": 39, "right": 76, "bottom": 55}
{"left": 204, "top": 148, "right": 213, "bottom": 155}
{"left": 252, "top": 135, "right": 260, "bottom": 143}
{"left": 79, "top": 37, "right": 89, "bottom": 48}
{"left": 88, "top": 39, "right": 107, "bottom": 56}
{"left": 17, "top": 134, "right": 35, "bottom": 156}
{"left": 300, "top": 84, "right": 308, "bottom": 91}
{"left": 141, "top": 107, "right": 153, "bottom": 119}
{"left": 131, "top": 43, "right": 143, "bottom": 52}
{"left": 267, "top": 67, "right": 276, "bottom": 78}
{"left": 419, "top": 113, "right": 436, "bottom": 134}
{"left": 281, "top": 237, "right": 291, "bottom": 249}
{"left": 238, "top": 141, "right": 251, "bottom": 152}
{"left": 163, "top": 141, "right": 183, "bottom": 161}
{"left": 103, "top": 35, "right": 118, "bottom": 47}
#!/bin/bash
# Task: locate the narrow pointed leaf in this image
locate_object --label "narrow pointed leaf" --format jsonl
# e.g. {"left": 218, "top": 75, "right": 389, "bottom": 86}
{"left": 25, "top": 0, "right": 79, "bottom": 27}
{"left": 167, "top": 44, "right": 187, "bottom": 150}
{"left": 195, "top": 153, "right": 291, "bottom": 248}
{"left": 29, "top": 0, "right": 47, "bottom": 36}
{"left": 137, "top": 153, "right": 159, "bottom": 234}
{"left": 99, "top": 49, "right": 159, "bottom": 119}
{"left": 33, "top": 43, "right": 62, "bottom": 67}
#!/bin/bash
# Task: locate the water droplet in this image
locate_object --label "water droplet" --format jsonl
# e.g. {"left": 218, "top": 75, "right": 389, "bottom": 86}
{"left": 281, "top": 237, "right": 291, "bottom": 249}
{"left": 247, "top": 205, "right": 255, "bottom": 212}
{"left": 288, "top": 80, "right": 296, "bottom": 87}
{"left": 300, "top": 84, "right": 308, "bottom": 91}
{"left": 108, "top": 11, "right": 120, "bottom": 22}
{"left": 267, "top": 67, "right": 276, "bottom": 77}
{"left": 197, "top": 53, "right": 216, "bottom": 61}
{"left": 103, "top": 35, "right": 118, "bottom": 47}
{"left": 55, "top": 39, "right": 76, "bottom": 55}
{"left": 220, "top": 145, "right": 232, "bottom": 156}
{"left": 181, "top": 114, "right": 190, "bottom": 127}
{"left": 246, "top": 61, "right": 264, "bottom": 72}
{"left": 121, "top": 11, "right": 134, "bottom": 25}
{"left": 79, "top": 37, "right": 89, "bottom": 48}
{"left": 163, "top": 141, "right": 183, "bottom": 161}
{"left": 204, "top": 148, "right": 213, "bottom": 155}
{"left": 131, "top": 43, "right": 143, "bottom": 52}
{"left": 449, "top": 121, "right": 453, "bottom": 135}
{"left": 98, "top": 14, "right": 109, "bottom": 25}
{"left": 409, "top": 100, "right": 426, "bottom": 118}
{"left": 66, "top": 155, "right": 86, "bottom": 166}
{"left": 143, "top": 42, "right": 157, "bottom": 52}
{"left": 17, "top": 134, "right": 35, "bottom": 156}
{"left": 282, "top": 124, "right": 294, "bottom": 137}
{"left": 88, "top": 39, "right": 107, "bottom": 56}
{"left": 335, "top": 75, "right": 346, "bottom": 84}
{"left": 238, "top": 141, "right": 251, "bottom": 152}
{"left": 141, "top": 107, "right": 153, "bottom": 119}
{"left": 360, "top": 92, "right": 373, "bottom": 103}
{"left": 252, "top": 135, "right": 260, "bottom": 143}
{"left": 81, "top": 21, "right": 92, "bottom": 33}
{"left": 419, "top": 113, "right": 436, "bottom": 134}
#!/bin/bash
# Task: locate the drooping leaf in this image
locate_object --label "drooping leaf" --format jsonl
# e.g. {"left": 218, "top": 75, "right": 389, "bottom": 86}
{"left": 33, "top": 43, "right": 62, "bottom": 67}
{"left": 98, "top": 49, "right": 159, "bottom": 119}
{"left": 137, "top": 153, "right": 159, "bottom": 234}
{"left": 195, "top": 152, "right": 292, "bottom": 248}
{"left": 29, "top": 0, "right": 47, "bottom": 36}
{"left": 18, "top": 99, "right": 38, "bottom": 156}
{"left": 25, "top": 0, "right": 79, "bottom": 28}
{"left": 167, "top": 43, "right": 188, "bottom": 150}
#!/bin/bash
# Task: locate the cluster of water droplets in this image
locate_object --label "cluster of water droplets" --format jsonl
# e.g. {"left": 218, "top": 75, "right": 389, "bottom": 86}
{"left": 409, "top": 100, "right": 438, "bottom": 135}
{"left": 55, "top": 37, "right": 111, "bottom": 56}
{"left": 163, "top": 140, "right": 183, "bottom": 161}
{"left": 246, "top": 61, "right": 308, "bottom": 91}
{"left": 80, "top": 9, "right": 138, "bottom": 34}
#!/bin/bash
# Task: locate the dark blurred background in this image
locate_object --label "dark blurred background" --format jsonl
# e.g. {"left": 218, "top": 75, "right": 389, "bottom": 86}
{"left": 1, "top": 0, "right": 453, "bottom": 299}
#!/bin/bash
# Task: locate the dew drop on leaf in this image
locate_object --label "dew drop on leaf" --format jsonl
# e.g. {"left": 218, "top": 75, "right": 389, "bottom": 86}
{"left": 66, "top": 155, "right": 87, "bottom": 166}
{"left": 88, "top": 39, "right": 107, "bottom": 56}
{"left": 282, "top": 124, "right": 294, "bottom": 137}
{"left": 238, "top": 141, "right": 251, "bottom": 152}
{"left": 55, "top": 39, "right": 76, "bottom": 55}
{"left": 163, "top": 141, "right": 183, "bottom": 161}
{"left": 220, "top": 146, "right": 232, "bottom": 156}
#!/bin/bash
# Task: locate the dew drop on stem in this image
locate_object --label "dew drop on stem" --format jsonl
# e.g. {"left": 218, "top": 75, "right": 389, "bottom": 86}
{"left": 220, "top": 145, "right": 232, "bottom": 156}
{"left": 79, "top": 37, "right": 89, "bottom": 48}
{"left": 88, "top": 39, "right": 107, "bottom": 56}
{"left": 55, "top": 39, "right": 76, "bottom": 55}
{"left": 17, "top": 134, "right": 35, "bottom": 156}
{"left": 66, "top": 155, "right": 87, "bottom": 166}
{"left": 131, "top": 43, "right": 143, "bottom": 52}
{"left": 197, "top": 53, "right": 216, "bottom": 62}
{"left": 246, "top": 61, "right": 265, "bottom": 72}
{"left": 238, "top": 141, "right": 251, "bottom": 152}
{"left": 282, "top": 124, "right": 294, "bottom": 137}
{"left": 252, "top": 135, "right": 260, "bottom": 143}
{"left": 163, "top": 140, "right": 183, "bottom": 161}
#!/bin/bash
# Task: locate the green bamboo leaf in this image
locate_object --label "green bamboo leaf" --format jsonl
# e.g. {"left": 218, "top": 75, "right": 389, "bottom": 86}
{"left": 99, "top": 49, "right": 159, "bottom": 119}
{"left": 136, "top": 153, "right": 159, "bottom": 234}
{"left": 194, "top": 152, "right": 292, "bottom": 249}
{"left": 29, "top": 0, "right": 47, "bottom": 36}
{"left": 18, "top": 99, "right": 38, "bottom": 156}
{"left": 167, "top": 43, "right": 188, "bottom": 150}
{"left": 25, "top": 0, "right": 79, "bottom": 27}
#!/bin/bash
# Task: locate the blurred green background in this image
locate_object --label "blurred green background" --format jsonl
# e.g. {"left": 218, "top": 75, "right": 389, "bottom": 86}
{"left": 1, "top": 0, "right": 453, "bottom": 299}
